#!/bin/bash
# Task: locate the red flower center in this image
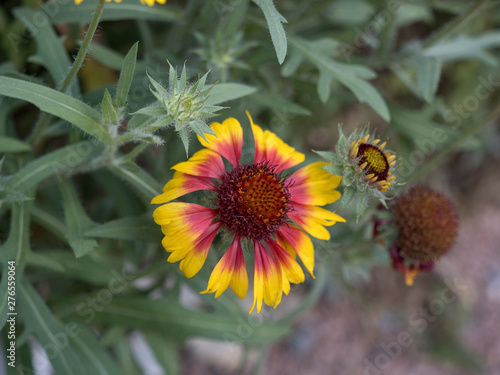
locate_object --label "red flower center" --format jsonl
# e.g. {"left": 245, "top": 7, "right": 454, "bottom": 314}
{"left": 357, "top": 144, "right": 389, "bottom": 181}
{"left": 217, "top": 163, "right": 293, "bottom": 240}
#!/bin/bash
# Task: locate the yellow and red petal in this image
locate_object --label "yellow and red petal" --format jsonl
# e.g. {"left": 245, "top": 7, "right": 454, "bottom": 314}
{"left": 229, "top": 244, "right": 249, "bottom": 299}
{"left": 172, "top": 148, "right": 226, "bottom": 179}
{"left": 247, "top": 111, "right": 305, "bottom": 173}
{"left": 266, "top": 238, "right": 305, "bottom": 286}
{"left": 153, "top": 202, "right": 216, "bottom": 236}
{"left": 250, "top": 241, "right": 282, "bottom": 313}
{"left": 197, "top": 118, "right": 243, "bottom": 167}
{"left": 151, "top": 171, "right": 215, "bottom": 204}
{"left": 289, "top": 203, "right": 345, "bottom": 240}
{"left": 276, "top": 225, "right": 315, "bottom": 278}
{"left": 201, "top": 236, "right": 248, "bottom": 299}
{"left": 179, "top": 222, "right": 221, "bottom": 278}
{"left": 288, "top": 162, "right": 342, "bottom": 206}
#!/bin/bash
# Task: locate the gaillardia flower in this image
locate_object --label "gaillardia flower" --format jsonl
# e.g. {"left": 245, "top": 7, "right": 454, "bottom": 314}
{"left": 152, "top": 113, "right": 344, "bottom": 312}
{"left": 389, "top": 187, "right": 459, "bottom": 285}
{"left": 75, "top": 0, "right": 166, "bottom": 5}
{"left": 316, "top": 126, "right": 397, "bottom": 217}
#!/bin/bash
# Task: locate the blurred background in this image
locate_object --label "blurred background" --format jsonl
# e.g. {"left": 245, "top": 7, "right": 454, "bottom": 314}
{"left": 1, "top": 0, "right": 500, "bottom": 374}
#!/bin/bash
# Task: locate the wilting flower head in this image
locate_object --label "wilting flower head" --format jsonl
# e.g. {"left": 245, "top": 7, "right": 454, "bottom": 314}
{"left": 152, "top": 112, "right": 344, "bottom": 312}
{"left": 389, "top": 186, "right": 459, "bottom": 285}
{"left": 75, "top": 0, "right": 166, "bottom": 5}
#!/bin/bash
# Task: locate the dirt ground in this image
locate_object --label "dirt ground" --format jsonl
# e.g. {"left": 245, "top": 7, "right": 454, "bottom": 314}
{"left": 181, "top": 155, "right": 500, "bottom": 375}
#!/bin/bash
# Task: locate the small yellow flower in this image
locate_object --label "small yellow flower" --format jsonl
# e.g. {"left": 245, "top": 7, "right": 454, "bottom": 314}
{"left": 75, "top": 0, "right": 166, "bottom": 5}
{"left": 349, "top": 134, "right": 396, "bottom": 192}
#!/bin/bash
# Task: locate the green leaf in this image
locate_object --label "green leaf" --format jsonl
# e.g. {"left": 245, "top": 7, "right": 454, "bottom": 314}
{"left": 314, "top": 150, "right": 339, "bottom": 163}
{"left": 115, "top": 42, "right": 139, "bottom": 108}
{"left": 340, "top": 186, "right": 356, "bottom": 208}
{"left": 26, "top": 251, "right": 65, "bottom": 272}
{"left": 287, "top": 37, "right": 390, "bottom": 121}
{"left": 0, "top": 136, "right": 31, "bottom": 153}
{"left": 6, "top": 141, "right": 102, "bottom": 192}
{"left": 205, "top": 83, "right": 257, "bottom": 105}
{"left": 101, "top": 89, "right": 119, "bottom": 124}
{"left": 253, "top": 0, "right": 288, "bottom": 64}
{"left": 355, "top": 191, "right": 369, "bottom": 219}
{"left": 147, "top": 116, "right": 174, "bottom": 130}
{"left": 13, "top": 7, "right": 79, "bottom": 96}
{"left": 88, "top": 42, "right": 128, "bottom": 70}
{"left": 88, "top": 297, "right": 290, "bottom": 344}
{"left": 417, "top": 57, "right": 442, "bottom": 103}
{"left": 41, "top": 0, "right": 183, "bottom": 24}
{"left": 34, "top": 250, "right": 122, "bottom": 286}
{"left": 147, "top": 73, "right": 168, "bottom": 98}
{"left": 18, "top": 281, "right": 88, "bottom": 375}
{"left": 0, "top": 201, "right": 32, "bottom": 330}
{"left": 109, "top": 164, "right": 162, "bottom": 202}
{"left": 179, "top": 62, "right": 187, "bottom": 92}
{"left": 133, "top": 106, "right": 167, "bottom": 117}
{"left": 0, "top": 188, "right": 31, "bottom": 203}
{"left": 70, "top": 323, "right": 122, "bottom": 375}
{"left": 178, "top": 126, "right": 190, "bottom": 156}
{"left": 60, "top": 180, "right": 98, "bottom": 258}
{"left": 0, "top": 77, "right": 112, "bottom": 144}
{"left": 423, "top": 31, "right": 500, "bottom": 65}
{"left": 32, "top": 205, "right": 68, "bottom": 240}
{"left": 190, "top": 120, "right": 216, "bottom": 142}
{"left": 85, "top": 216, "right": 162, "bottom": 243}
{"left": 322, "top": 163, "right": 344, "bottom": 176}
{"left": 250, "top": 92, "right": 311, "bottom": 116}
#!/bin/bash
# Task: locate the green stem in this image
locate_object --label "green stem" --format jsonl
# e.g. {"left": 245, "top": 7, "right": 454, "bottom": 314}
{"left": 28, "top": 0, "right": 106, "bottom": 148}
{"left": 123, "top": 143, "right": 149, "bottom": 161}
{"left": 59, "top": 0, "right": 106, "bottom": 93}
{"left": 422, "top": 0, "right": 490, "bottom": 49}
{"left": 136, "top": 20, "right": 155, "bottom": 54}
{"left": 409, "top": 105, "right": 500, "bottom": 183}
{"left": 377, "top": 1, "right": 397, "bottom": 59}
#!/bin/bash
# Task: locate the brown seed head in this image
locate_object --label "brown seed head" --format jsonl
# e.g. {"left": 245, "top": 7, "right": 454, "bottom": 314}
{"left": 394, "top": 187, "right": 458, "bottom": 263}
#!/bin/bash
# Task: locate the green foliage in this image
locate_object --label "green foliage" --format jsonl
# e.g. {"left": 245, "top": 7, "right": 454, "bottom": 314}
{"left": 253, "top": 0, "right": 288, "bottom": 64}
{"left": 1, "top": 0, "right": 496, "bottom": 373}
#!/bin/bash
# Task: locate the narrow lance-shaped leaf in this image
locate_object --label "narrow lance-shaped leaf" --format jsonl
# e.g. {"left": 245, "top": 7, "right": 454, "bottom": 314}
{"left": 86, "top": 297, "right": 291, "bottom": 344}
{"left": 41, "top": 0, "right": 183, "bottom": 24}
{"left": 115, "top": 42, "right": 139, "bottom": 108}
{"left": 13, "top": 7, "right": 80, "bottom": 96}
{"left": 0, "top": 200, "right": 32, "bottom": 330}
{"left": 85, "top": 216, "right": 162, "bottom": 243}
{"left": 6, "top": 141, "right": 103, "bottom": 193}
{"left": 101, "top": 89, "right": 119, "bottom": 124}
{"left": 253, "top": 0, "right": 288, "bottom": 64}
{"left": 60, "top": 179, "right": 98, "bottom": 258}
{"left": 0, "top": 136, "right": 31, "bottom": 153}
{"left": 18, "top": 281, "right": 89, "bottom": 375}
{"left": 0, "top": 77, "right": 112, "bottom": 144}
{"left": 417, "top": 57, "right": 442, "bottom": 103}
{"left": 205, "top": 83, "right": 257, "bottom": 105}
{"left": 287, "top": 37, "right": 390, "bottom": 121}
{"left": 69, "top": 323, "right": 122, "bottom": 375}
{"left": 109, "top": 164, "right": 162, "bottom": 203}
